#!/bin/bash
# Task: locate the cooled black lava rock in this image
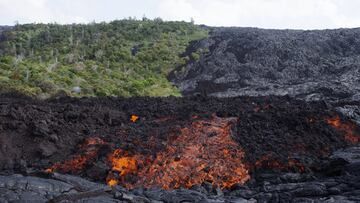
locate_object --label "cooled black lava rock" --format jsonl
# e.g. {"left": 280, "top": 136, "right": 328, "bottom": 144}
{"left": 1, "top": 93, "right": 358, "bottom": 178}
{"left": 170, "top": 27, "right": 360, "bottom": 102}
{"left": 1, "top": 146, "right": 359, "bottom": 203}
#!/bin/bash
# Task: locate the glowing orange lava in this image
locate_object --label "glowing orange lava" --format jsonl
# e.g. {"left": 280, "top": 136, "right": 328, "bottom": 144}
{"left": 107, "top": 116, "right": 250, "bottom": 189}
{"left": 327, "top": 116, "right": 359, "bottom": 144}
{"left": 46, "top": 137, "right": 107, "bottom": 174}
{"left": 107, "top": 179, "right": 118, "bottom": 187}
{"left": 45, "top": 114, "right": 360, "bottom": 190}
{"left": 47, "top": 117, "right": 251, "bottom": 190}
{"left": 108, "top": 149, "right": 138, "bottom": 176}
{"left": 130, "top": 115, "right": 139, "bottom": 123}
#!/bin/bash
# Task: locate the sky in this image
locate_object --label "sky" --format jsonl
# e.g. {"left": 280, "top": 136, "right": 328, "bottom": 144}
{"left": 1, "top": 0, "right": 360, "bottom": 29}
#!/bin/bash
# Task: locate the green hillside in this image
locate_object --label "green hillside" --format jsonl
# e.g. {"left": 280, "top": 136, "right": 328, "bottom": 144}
{"left": 0, "top": 19, "right": 208, "bottom": 98}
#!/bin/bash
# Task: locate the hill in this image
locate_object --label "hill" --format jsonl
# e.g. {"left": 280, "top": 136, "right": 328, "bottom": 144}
{"left": 0, "top": 20, "right": 208, "bottom": 97}
{"left": 170, "top": 27, "right": 360, "bottom": 102}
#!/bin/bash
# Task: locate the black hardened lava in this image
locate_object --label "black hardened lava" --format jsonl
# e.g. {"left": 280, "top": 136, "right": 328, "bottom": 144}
{"left": 0, "top": 93, "right": 358, "bottom": 174}
{"left": 0, "top": 93, "right": 360, "bottom": 202}
{"left": 170, "top": 27, "right": 360, "bottom": 101}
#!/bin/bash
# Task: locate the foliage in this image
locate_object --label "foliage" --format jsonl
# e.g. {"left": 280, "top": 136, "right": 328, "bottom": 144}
{"left": 0, "top": 19, "right": 208, "bottom": 97}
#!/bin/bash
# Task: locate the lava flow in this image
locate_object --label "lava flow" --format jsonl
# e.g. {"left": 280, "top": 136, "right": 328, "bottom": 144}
{"left": 134, "top": 116, "right": 250, "bottom": 189}
{"left": 47, "top": 114, "right": 360, "bottom": 190}
{"left": 47, "top": 116, "right": 250, "bottom": 190}
{"left": 106, "top": 116, "right": 250, "bottom": 190}
{"left": 327, "top": 116, "right": 359, "bottom": 144}
{"left": 46, "top": 137, "right": 107, "bottom": 174}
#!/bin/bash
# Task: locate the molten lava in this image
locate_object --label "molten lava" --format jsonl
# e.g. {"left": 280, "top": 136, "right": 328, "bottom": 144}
{"left": 130, "top": 115, "right": 139, "bottom": 123}
{"left": 137, "top": 116, "right": 249, "bottom": 189}
{"left": 46, "top": 137, "right": 107, "bottom": 174}
{"left": 106, "top": 116, "right": 250, "bottom": 189}
{"left": 47, "top": 114, "right": 359, "bottom": 190}
{"left": 107, "top": 179, "right": 118, "bottom": 187}
{"left": 108, "top": 149, "right": 138, "bottom": 176}
{"left": 327, "top": 116, "right": 359, "bottom": 144}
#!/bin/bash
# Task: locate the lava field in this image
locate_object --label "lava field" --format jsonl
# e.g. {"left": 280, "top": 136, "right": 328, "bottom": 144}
{"left": 1, "top": 27, "right": 360, "bottom": 202}
{"left": 0, "top": 93, "right": 359, "bottom": 202}
{"left": 170, "top": 27, "right": 360, "bottom": 101}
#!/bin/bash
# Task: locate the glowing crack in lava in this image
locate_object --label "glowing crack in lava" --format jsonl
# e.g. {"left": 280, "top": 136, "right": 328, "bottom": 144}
{"left": 130, "top": 115, "right": 139, "bottom": 123}
{"left": 43, "top": 114, "right": 360, "bottom": 190}
{"left": 327, "top": 116, "right": 359, "bottom": 144}
{"left": 46, "top": 117, "right": 250, "bottom": 189}
{"left": 107, "top": 116, "right": 250, "bottom": 189}
{"left": 109, "top": 149, "right": 137, "bottom": 176}
{"left": 46, "top": 137, "right": 106, "bottom": 173}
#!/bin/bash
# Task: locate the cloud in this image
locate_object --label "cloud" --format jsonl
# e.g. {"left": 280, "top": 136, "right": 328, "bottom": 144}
{"left": 157, "top": 0, "right": 199, "bottom": 22}
{"left": 0, "top": 0, "right": 87, "bottom": 24}
{"left": 0, "top": 0, "right": 44, "bottom": 23}
{"left": 1, "top": 0, "right": 360, "bottom": 29}
{"left": 156, "top": 0, "right": 360, "bottom": 29}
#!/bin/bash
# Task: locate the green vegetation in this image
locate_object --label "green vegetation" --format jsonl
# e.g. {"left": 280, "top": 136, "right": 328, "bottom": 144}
{"left": 0, "top": 19, "right": 208, "bottom": 97}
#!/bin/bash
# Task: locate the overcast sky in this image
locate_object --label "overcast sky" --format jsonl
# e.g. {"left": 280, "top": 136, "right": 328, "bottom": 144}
{"left": 1, "top": 0, "right": 360, "bottom": 29}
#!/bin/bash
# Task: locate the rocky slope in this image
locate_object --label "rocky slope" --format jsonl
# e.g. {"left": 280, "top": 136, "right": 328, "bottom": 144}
{"left": 170, "top": 27, "right": 360, "bottom": 102}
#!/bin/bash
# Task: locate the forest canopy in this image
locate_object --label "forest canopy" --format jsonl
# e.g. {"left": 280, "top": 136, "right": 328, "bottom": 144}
{"left": 0, "top": 19, "right": 208, "bottom": 97}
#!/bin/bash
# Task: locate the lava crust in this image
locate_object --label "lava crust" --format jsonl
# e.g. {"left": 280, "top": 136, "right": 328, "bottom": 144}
{"left": 0, "top": 93, "right": 359, "bottom": 188}
{"left": 170, "top": 27, "right": 360, "bottom": 102}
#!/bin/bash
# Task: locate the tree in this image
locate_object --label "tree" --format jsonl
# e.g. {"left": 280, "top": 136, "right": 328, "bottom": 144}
{"left": 0, "top": 19, "right": 208, "bottom": 97}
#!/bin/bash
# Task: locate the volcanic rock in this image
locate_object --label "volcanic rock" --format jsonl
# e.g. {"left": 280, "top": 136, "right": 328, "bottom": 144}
{"left": 0, "top": 94, "right": 359, "bottom": 202}
{"left": 170, "top": 27, "right": 360, "bottom": 102}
